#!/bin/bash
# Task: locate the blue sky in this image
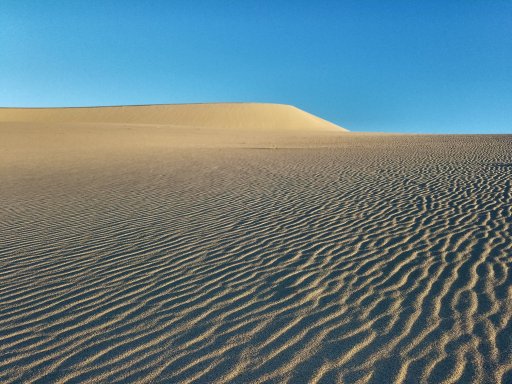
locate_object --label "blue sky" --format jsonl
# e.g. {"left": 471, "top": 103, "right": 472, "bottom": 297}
{"left": 1, "top": 1, "right": 511, "bottom": 133}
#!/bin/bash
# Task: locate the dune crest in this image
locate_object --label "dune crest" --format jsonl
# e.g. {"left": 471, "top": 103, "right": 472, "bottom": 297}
{"left": 0, "top": 103, "right": 347, "bottom": 132}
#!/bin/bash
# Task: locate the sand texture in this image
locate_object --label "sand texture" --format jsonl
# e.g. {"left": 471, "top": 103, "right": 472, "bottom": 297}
{"left": 1, "top": 105, "right": 511, "bottom": 383}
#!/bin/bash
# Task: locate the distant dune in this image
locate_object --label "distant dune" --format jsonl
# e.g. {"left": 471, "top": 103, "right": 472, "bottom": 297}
{"left": 0, "top": 103, "right": 347, "bottom": 132}
{"left": 0, "top": 104, "right": 347, "bottom": 171}
{"left": 1, "top": 105, "right": 511, "bottom": 384}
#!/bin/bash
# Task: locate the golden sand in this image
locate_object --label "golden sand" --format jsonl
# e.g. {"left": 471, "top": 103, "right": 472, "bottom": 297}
{"left": 1, "top": 104, "right": 511, "bottom": 383}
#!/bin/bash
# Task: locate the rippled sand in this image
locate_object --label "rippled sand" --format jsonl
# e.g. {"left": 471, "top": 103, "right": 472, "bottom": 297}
{"left": 1, "top": 108, "right": 511, "bottom": 383}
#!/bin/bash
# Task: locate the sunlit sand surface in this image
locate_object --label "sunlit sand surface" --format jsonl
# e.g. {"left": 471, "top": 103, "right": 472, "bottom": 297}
{"left": 1, "top": 104, "right": 511, "bottom": 383}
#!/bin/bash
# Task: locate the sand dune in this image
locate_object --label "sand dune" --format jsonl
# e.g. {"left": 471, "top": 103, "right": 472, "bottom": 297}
{"left": 0, "top": 104, "right": 347, "bottom": 171}
{"left": 0, "top": 103, "right": 347, "bottom": 131}
{"left": 1, "top": 106, "right": 511, "bottom": 383}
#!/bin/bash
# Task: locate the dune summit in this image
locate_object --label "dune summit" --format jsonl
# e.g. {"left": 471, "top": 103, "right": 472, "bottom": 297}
{"left": 1, "top": 104, "right": 511, "bottom": 383}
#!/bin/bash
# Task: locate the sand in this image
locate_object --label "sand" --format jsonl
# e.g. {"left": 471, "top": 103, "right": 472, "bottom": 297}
{"left": 0, "top": 104, "right": 511, "bottom": 383}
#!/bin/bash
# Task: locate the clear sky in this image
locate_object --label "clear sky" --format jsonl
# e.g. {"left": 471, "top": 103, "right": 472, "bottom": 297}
{"left": 1, "top": 1, "right": 511, "bottom": 133}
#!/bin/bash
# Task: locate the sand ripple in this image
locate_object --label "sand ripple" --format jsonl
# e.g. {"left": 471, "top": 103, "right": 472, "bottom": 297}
{"left": 1, "top": 134, "right": 511, "bottom": 383}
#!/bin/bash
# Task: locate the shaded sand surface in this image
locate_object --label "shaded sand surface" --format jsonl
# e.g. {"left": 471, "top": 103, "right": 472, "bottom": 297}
{"left": 1, "top": 107, "right": 511, "bottom": 383}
